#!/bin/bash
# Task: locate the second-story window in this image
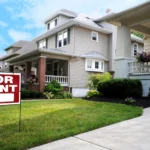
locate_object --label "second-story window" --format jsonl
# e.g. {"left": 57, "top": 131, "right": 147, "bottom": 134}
{"left": 57, "top": 30, "right": 68, "bottom": 48}
{"left": 39, "top": 39, "right": 46, "bottom": 49}
{"left": 47, "top": 18, "right": 58, "bottom": 31}
{"left": 91, "top": 31, "right": 98, "bottom": 42}
{"left": 133, "top": 43, "right": 138, "bottom": 56}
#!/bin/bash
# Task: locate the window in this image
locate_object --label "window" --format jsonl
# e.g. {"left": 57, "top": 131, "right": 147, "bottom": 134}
{"left": 47, "top": 23, "right": 50, "bottom": 30}
{"left": 91, "top": 31, "right": 98, "bottom": 42}
{"left": 87, "top": 60, "right": 92, "bottom": 68}
{"left": 133, "top": 43, "right": 138, "bottom": 56}
{"left": 95, "top": 61, "right": 99, "bottom": 69}
{"left": 4, "top": 62, "right": 8, "bottom": 68}
{"left": 47, "top": 18, "right": 58, "bottom": 31}
{"left": 85, "top": 59, "right": 104, "bottom": 72}
{"left": 58, "top": 33, "right": 63, "bottom": 47}
{"left": 57, "top": 30, "right": 68, "bottom": 48}
{"left": 39, "top": 39, "right": 46, "bottom": 49}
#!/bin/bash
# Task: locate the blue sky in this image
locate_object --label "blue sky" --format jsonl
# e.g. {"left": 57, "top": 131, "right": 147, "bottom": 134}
{"left": 0, "top": 0, "right": 148, "bottom": 57}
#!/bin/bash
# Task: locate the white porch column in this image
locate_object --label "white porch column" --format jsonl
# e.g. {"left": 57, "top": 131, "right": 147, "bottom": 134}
{"left": 115, "top": 25, "right": 132, "bottom": 78}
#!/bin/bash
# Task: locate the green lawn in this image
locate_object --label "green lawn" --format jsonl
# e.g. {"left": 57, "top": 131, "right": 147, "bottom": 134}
{"left": 0, "top": 99, "right": 143, "bottom": 150}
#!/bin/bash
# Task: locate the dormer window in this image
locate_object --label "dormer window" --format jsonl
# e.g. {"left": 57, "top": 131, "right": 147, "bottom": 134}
{"left": 47, "top": 18, "right": 58, "bottom": 31}
{"left": 39, "top": 39, "right": 46, "bottom": 49}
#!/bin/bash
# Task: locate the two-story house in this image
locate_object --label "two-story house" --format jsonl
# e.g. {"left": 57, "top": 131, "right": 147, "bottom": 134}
{"left": 0, "top": 9, "right": 144, "bottom": 97}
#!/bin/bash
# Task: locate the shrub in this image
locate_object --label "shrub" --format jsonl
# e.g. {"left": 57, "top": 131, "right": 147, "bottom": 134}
{"left": 21, "top": 90, "right": 44, "bottom": 99}
{"left": 86, "top": 90, "right": 103, "bottom": 98}
{"left": 88, "top": 72, "right": 112, "bottom": 89}
{"left": 53, "top": 92, "right": 72, "bottom": 99}
{"left": 44, "top": 80, "right": 63, "bottom": 94}
{"left": 30, "top": 91, "right": 38, "bottom": 98}
{"left": 62, "top": 92, "right": 73, "bottom": 99}
{"left": 98, "top": 79, "right": 142, "bottom": 98}
{"left": 125, "top": 97, "right": 136, "bottom": 103}
{"left": 44, "top": 92, "right": 54, "bottom": 99}
{"left": 21, "top": 90, "right": 30, "bottom": 99}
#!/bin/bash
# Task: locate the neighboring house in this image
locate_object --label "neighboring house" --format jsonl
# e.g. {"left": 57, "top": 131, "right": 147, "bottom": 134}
{"left": 95, "top": 1, "right": 150, "bottom": 96}
{"left": 0, "top": 8, "right": 145, "bottom": 97}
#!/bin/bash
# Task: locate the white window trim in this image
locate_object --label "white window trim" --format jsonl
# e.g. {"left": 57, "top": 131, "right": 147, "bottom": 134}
{"left": 57, "top": 29, "right": 68, "bottom": 48}
{"left": 39, "top": 39, "right": 46, "bottom": 49}
{"left": 46, "top": 17, "right": 58, "bottom": 31}
{"left": 85, "top": 59, "right": 104, "bottom": 72}
{"left": 91, "top": 31, "right": 99, "bottom": 42}
{"left": 132, "top": 43, "right": 138, "bottom": 56}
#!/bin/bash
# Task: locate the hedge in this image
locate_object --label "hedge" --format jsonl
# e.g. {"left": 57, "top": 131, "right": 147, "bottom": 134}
{"left": 97, "top": 79, "right": 143, "bottom": 98}
{"left": 21, "top": 90, "right": 44, "bottom": 99}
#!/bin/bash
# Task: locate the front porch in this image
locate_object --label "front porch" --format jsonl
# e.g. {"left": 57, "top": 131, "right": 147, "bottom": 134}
{"left": 11, "top": 56, "right": 69, "bottom": 92}
{"left": 128, "top": 62, "right": 150, "bottom": 75}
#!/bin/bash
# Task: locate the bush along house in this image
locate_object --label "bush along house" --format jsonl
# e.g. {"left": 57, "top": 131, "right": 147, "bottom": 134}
{"left": 0, "top": 7, "right": 147, "bottom": 97}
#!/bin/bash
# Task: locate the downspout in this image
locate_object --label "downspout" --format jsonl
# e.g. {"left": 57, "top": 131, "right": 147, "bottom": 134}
{"left": 68, "top": 26, "right": 76, "bottom": 93}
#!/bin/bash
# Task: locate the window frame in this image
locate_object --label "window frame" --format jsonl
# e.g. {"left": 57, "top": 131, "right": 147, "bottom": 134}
{"left": 91, "top": 31, "right": 99, "bottom": 42}
{"left": 85, "top": 59, "right": 104, "bottom": 72}
{"left": 57, "top": 29, "right": 68, "bottom": 48}
{"left": 38, "top": 39, "right": 46, "bottom": 49}
{"left": 46, "top": 17, "right": 58, "bottom": 31}
{"left": 133, "top": 43, "right": 138, "bottom": 56}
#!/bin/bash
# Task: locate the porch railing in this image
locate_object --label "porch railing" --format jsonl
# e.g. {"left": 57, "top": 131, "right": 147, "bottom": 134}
{"left": 128, "top": 62, "right": 150, "bottom": 75}
{"left": 45, "top": 75, "right": 68, "bottom": 86}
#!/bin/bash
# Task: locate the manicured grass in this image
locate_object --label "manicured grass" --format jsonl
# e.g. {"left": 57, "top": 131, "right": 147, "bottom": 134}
{"left": 0, "top": 99, "right": 143, "bottom": 150}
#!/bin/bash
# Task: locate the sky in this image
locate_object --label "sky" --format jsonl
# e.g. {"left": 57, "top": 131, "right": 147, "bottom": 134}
{"left": 0, "top": 0, "right": 148, "bottom": 57}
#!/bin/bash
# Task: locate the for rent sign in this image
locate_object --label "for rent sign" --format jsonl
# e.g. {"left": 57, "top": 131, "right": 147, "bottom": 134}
{"left": 0, "top": 73, "right": 21, "bottom": 105}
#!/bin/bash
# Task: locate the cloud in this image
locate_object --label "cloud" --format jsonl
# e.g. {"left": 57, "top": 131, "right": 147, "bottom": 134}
{"left": 4, "top": 0, "right": 147, "bottom": 29}
{"left": 8, "top": 29, "right": 32, "bottom": 41}
{"left": 0, "top": 20, "right": 7, "bottom": 27}
{"left": 0, "top": 0, "right": 8, "bottom": 3}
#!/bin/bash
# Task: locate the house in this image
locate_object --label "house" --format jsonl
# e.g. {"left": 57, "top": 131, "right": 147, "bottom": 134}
{"left": 0, "top": 7, "right": 145, "bottom": 97}
{"left": 95, "top": 1, "right": 150, "bottom": 96}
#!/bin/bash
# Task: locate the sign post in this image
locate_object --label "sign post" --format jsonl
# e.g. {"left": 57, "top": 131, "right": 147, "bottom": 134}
{"left": 0, "top": 73, "right": 21, "bottom": 132}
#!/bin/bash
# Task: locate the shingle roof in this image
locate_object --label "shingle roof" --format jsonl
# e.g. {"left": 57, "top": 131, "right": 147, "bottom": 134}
{"left": 44, "top": 9, "right": 78, "bottom": 23}
{"left": 59, "top": 9, "right": 78, "bottom": 17}
{"left": 5, "top": 40, "right": 30, "bottom": 51}
{"left": 81, "top": 51, "right": 109, "bottom": 61}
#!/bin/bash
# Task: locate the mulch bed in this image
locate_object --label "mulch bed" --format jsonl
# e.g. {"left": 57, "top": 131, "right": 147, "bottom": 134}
{"left": 83, "top": 96, "right": 150, "bottom": 108}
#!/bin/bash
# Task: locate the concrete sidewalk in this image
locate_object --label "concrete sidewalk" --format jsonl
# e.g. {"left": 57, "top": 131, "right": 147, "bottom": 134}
{"left": 30, "top": 108, "right": 150, "bottom": 150}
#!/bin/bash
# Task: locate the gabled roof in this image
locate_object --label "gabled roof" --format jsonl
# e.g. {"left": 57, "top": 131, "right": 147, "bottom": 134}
{"left": 81, "top": 51, "right": 109, "bottom": 61}
{"left": 44, "top": 9, "right": 78, "bottom": 23}
{"left": 5, "top": 40, "right": 30, "bottom": 51}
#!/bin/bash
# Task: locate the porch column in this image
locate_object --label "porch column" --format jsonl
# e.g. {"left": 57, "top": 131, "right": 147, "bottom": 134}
{"left": 25, "top": 61, "right": 32, "bottom": 78}
{"left": 115, "top": 25, "right": 132, "bottom": 78}
{"left": 9, "top": 65, "right": 14, "bottom": 73}
{"left": 38, "top": 56, "right": 46, "bottom": 92}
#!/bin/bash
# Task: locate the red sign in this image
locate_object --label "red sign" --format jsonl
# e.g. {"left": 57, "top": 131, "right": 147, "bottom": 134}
{"left": 0, "top": 73, "right": 21, "bottom": 105}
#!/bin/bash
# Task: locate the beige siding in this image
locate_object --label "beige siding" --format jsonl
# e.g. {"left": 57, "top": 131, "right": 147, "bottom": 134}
{"left": 47, "top": 26, "right": 74, "bottom": 52}
{"left": 144, "top": 38, "right": 150, "bottom": 52}
{"left": 70, "top": 58, "right": 90, "bottom": 88}
{"left": 74, "top": 26, "right": 109, "bottom": 58}
{"left": 69, "top": 57, "right": 109, "bottom": 88}
{"left": 58, "top": 15, "right": 70, "bottom": 25}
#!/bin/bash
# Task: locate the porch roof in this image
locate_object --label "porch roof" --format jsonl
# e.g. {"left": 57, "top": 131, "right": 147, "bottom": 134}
{"left": 6, "top": 48, "right": 78, "bottom": 63}
{"left": 95, "top": 1, "right": 150, "bottom": 37}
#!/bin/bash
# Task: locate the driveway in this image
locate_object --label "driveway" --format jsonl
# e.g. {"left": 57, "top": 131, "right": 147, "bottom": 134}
{"left": 30, "top": 108, "right": 150, "bottom": 150}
